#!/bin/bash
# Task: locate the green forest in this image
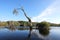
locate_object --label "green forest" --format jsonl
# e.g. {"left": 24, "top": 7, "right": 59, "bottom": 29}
{"left": 0, "top": 21, "right": 60, "bottom": 27}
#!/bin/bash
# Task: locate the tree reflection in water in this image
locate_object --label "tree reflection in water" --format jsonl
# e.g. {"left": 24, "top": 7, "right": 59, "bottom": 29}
{"left": 26, "top": 25, "right": 50, "bottom": 40}
{"left": 39, "top": 28, "right": 49, "bottom": 36}
{"left": 26, "top": 31, "right": 31, "bottom": 40}
{"left": 36, "top": 22, "right": 50, "bottom": 36}
{"left": 8, "top": 26, "right": 16, "bottom": 31}
{"left": 36, "top": 23, "right": 50, "bottom": 40}
{"left": 7, "top": 21, "right": 16, "bottom": 31}
{"left": 26, "top": 26, "right": 32, "bottom": 40}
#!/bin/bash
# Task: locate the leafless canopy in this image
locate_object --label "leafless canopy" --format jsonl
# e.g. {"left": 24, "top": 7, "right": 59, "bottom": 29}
{"left": 13, "top": 7, "right": 32, "bottom": 26}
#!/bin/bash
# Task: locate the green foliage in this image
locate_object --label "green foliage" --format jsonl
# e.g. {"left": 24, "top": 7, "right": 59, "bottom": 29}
{"left": 36, "top": 21, "right": 50, "bottom": 28}
{"left": 0, "top": 21, "right": 60, "bottom": 27}
{"left": 50, "top": 23, "right": 60, "bottom": 26}
{"left": 40, "top": 21, "right": 50, "bottom": 28}
{"left": 36, "top": 21, "right": 50, "bottom": 36}
{"left": 24, "top": 22, "right": 29, "bottom": 26}
{"left": 0, "top": 22, "right": 8, "bottom": 26}
{"left": 13, "top": 21, "right": 20, "bottom": 26}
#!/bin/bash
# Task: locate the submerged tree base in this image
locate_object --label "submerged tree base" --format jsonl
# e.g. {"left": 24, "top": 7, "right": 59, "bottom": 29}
{"left": 39, "top": 28, "right": 49, "bottom": 36}
{"left": 36, "top": 21, "right": 50, "bottom": 36}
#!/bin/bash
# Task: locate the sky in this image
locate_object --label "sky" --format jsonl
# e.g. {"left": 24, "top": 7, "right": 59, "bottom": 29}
{"left": 0, "top": 0, "right": 60, "bottom": 24}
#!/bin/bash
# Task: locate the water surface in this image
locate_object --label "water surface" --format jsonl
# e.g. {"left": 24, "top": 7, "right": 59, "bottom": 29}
{"left": 0, "top": 27, "right": 60, "bottom": 40}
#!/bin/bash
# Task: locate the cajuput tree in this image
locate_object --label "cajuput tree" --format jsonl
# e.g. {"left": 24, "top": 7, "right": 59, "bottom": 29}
{"left": 13, "top": 7, "right": 32, "bottom": 28}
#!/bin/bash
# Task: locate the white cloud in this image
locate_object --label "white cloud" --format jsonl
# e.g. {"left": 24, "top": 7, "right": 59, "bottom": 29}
{"left": 31, "top": 0, "right": 60, "bottom": 24}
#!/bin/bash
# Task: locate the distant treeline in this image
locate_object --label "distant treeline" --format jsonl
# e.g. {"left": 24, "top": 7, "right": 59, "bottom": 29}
{"left": 49, "top": 23, "right": 60, "bottom": 27}
{"left": 0, "top": 21, "right": 37, "bottom": 27}
{"left": 0, "top": 21, "right": 60, "bottom": 27}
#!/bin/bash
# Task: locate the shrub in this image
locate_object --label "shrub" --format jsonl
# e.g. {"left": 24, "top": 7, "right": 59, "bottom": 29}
{"left": 36, "top": 21, "right": 50, "bottom": 36}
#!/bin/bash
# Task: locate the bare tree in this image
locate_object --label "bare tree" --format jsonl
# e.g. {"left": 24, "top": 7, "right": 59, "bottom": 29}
{"left": 13, "top": 7, "right": 32, "bottom": 27}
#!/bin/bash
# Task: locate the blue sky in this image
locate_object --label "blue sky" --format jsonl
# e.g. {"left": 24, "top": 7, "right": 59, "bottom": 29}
{"left": 0, "top": 0, "right": 60, "bottom": 23}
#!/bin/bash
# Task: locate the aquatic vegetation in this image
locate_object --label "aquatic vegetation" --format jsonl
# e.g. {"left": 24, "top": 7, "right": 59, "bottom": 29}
{"left": 36, "top": 21, "right": 50, "bottom": 36}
